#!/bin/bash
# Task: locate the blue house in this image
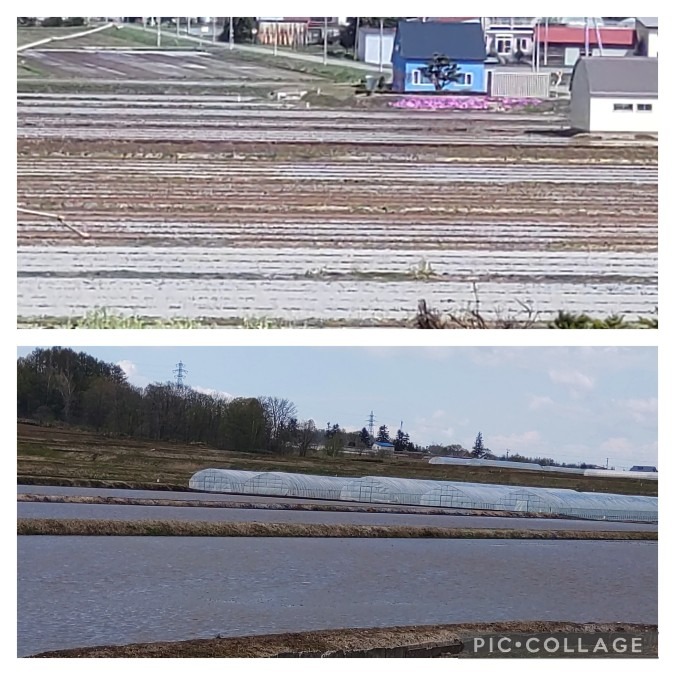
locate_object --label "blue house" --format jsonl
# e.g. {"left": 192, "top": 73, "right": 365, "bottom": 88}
{"left": 392, "top": 21, "right": 487, "bottom": 94}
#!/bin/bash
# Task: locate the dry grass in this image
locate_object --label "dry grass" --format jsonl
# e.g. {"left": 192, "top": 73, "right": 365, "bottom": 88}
{"left": 17, "top": 424, "right": 658, "bottom": 497}
{"left": 17, "top": 518, "right": 657, "bottom": 540}
{"left": 32, "top": 621, "right": 658, "bottom": 658}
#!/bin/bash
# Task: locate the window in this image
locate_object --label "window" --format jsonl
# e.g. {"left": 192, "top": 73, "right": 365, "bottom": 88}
{"left": 637, "top": 103, "right": 653, "bottom": 112}
{"left": 496, "top": 37, "right": 512, "bottom": 54}
{"left": 613, "top": 103, "right": 634, "bottom": 112}
{"left": 411, "top": 69, "right": 422, "bottom": 85}
{"left": 517, "top": 37, "right": 529, "bottom": 52}
{"left": 457, "top": 72, "right": 474, "bottom": 86}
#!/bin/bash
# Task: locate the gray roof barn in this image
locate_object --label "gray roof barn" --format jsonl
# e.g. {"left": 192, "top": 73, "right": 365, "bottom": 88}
{"left": 636, "top": 17, "right": 658, "bottom": 29}
{"left": 572, "top": 57, "right": 658, "bottom": 97}
{"left": 396, "top": 20, "right": 486, "bottom": 61}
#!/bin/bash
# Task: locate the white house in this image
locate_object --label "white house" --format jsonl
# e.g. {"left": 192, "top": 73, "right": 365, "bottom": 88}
{"left": 371, "top": 441, "right": 395, "bottom": 454}
{"left": 569, "top": 57, "right": 658, "bottom": 133}
{"left": 636, "top": 17, "right": 658, "bottom": 57}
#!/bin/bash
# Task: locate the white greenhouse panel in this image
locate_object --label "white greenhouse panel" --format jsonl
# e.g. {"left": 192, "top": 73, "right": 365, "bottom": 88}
{"left": 188, "top": 469, "right": 657, "bottom": 522}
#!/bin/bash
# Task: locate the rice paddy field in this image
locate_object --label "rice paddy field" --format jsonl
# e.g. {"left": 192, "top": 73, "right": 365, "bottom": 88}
{"left": 17, "top": 41, "right": 658, "bottom": 328}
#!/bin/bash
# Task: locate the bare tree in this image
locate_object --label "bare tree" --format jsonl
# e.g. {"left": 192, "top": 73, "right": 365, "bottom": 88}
{"left": 297, "top": 419, "right": 317, "bottom": 457}
{"left": 260, "top": 396, "right": 298, "bottom": 453}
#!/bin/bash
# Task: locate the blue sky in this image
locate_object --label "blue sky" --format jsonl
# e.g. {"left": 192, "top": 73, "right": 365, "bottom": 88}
{"left": 17, "top": 346, "right": 657, "bottom": 469}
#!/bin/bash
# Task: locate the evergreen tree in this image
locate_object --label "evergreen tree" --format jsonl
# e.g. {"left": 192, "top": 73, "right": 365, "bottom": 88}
{"left": 376, "top": 424, "right": 390, "bottom": 443}
{"left": 359, "top": 427, "right": 372, "bottom": 448}
{"left": 471, "top": 432, "right": 486, "bottom": 459}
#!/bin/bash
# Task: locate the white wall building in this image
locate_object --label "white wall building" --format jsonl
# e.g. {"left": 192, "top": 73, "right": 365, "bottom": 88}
{"left": 636, "top": 17, "right": 658, "bottom": 57}
{"left": 570, "top": 57, "right": 658, "bottom": 133}
{"left": 357, "top": 27, "right": 395, "bottom": 67}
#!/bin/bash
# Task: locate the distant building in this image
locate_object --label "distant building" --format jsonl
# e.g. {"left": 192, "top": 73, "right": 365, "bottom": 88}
{"left": 635, "top": 17, "right": 658, "bottom": 57}
{"left": 569, "top": 57, "right": 658, "bottom": 133}
{"left": 357, "top": 27, "right": 395, "bottom": 67}
{"left": 534, "top": 24, "right": 635, "bottom": 67}
{"left": 372, "top": 441, "right": 395, "bottom": 454}
{"left": 630, "top": 465, "right": 657, "bottom": 472}
{"left": 392, "top": 20, "right": 487, "bottom": 94}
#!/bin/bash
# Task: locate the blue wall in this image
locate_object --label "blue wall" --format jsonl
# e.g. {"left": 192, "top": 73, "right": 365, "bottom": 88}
{"left": 393, "top": 59, "right": 486, "bottom": 93}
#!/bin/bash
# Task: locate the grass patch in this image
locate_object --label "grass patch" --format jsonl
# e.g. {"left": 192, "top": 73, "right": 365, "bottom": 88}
{"left": 16, "top": 518, "right": 657, "bottom": 540}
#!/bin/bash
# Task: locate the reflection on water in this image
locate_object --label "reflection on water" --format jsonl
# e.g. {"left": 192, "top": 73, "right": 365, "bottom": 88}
{"left": 18, "top": 536, "right": 657, "bottom": 657}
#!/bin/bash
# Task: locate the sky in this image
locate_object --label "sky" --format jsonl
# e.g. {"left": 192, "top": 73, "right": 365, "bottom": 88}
{"left": 16, "top": 346, "right": 657, "bottom": 469}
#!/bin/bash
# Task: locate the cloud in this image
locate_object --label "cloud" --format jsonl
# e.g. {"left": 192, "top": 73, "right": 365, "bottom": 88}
{"left": 619, "top": 398, "right": 657, "bottom": 424}
{"left": 548, "top": 368, "right": 595, "bottom": 394}
{"left": 488, "top": 430, "right": 542, "bottom": 453}
{"left": 192, "top": 385, "right": 233, "bottom": 400}
{"left": 598, "top": 437, "right": 657, "bottom": 469}
{"left": 528, "top": 395, "right": 554, "bottom": 411}
{"left": 116, "top": 360, "right": 150, "bottom": 388}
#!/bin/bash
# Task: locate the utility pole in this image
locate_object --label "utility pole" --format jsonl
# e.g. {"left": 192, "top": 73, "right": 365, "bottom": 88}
{"left": 187, "top": 16, "right": 191, "bottom": 35}
{"left": 212, "top": 16, "right": 216, "bottom": 43}
{"left": 584, "top": 17, "right": 590, "bottom": 56}
{"left": 156, "top": 16, "right": 161, "bottom": 48}
{"left": 229, "top": 16, "right": 234, "bottom": 49}
{"left": 274, "top": 21, "right": 278, "bottom": 56}
{"left": 323, "top": 17, "right": 328, "bottom": 65}
{"left": 379, "top": 17, "right": 384, "bottom": 73}
{"left": 544, "top": 16, "right": 549, "bottom": 67}
{"left": 173, "top": 361, "right": 188, "bottom": 389}
{"left": 354, "top": 16, "right": 360, "bottom": 60}
{"left": 175, "top": 17, "right": 179, "bottom": 36}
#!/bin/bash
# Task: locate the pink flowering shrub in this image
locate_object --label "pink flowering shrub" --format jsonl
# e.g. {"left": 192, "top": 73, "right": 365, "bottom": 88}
{"left": 390, "top": 96, "right": 543, "bottom": 111}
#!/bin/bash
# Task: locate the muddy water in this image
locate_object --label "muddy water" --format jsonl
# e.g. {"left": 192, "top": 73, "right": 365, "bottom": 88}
{"left": 17, "top": 537, "right": 656, "bottom": 656}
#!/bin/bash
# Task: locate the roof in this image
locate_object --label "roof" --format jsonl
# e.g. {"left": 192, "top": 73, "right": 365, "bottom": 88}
{"left": 396, "top": 20, "right": 487, "bottom": 61}
{"left": 572, "top": 57, "right": 658, "bottom": 97}
{"left": 636, "top": 17, "right": 658, "bottom": 29}
{"left": 535, "top": 25, "right": 635, "bottom": 47}
{"left": 373, "top": 441, "right": 394, "bottom": 447}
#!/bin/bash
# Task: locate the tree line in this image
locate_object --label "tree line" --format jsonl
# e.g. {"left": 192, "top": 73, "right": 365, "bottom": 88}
{"left": 16, "top": 348, "right": 422, "bottom": 456}
{"left": 17, "top": 349, "right": 596, "bottom": 469}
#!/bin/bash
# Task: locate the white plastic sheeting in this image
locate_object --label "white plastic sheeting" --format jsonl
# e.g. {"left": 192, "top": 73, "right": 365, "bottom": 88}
{"left": 188, "top": 469, "right": 657, "bottom": 522}
{"left": 429, "top": 456, "right": 657, "bottom": 479}
{"left": 584, "top": 469, "right": 658, "bottom": 481}
{"left": 429, "top": 457, "right": 549, "bottom": 471}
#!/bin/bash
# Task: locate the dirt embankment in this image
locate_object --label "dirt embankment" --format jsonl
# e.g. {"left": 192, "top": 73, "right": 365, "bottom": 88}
{"left": 32, "top": 622, "right": 658, "bottom": 658}
{"left": 17, "top": 518, "right": 657, "bottom": 540}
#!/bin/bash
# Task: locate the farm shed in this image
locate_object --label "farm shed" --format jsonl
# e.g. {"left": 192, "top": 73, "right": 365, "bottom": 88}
{"left": 569, "top": 57, "right": 658, "bottom": 133}
{"left": 392, "top": 20, "right": 487, "bottom": 94}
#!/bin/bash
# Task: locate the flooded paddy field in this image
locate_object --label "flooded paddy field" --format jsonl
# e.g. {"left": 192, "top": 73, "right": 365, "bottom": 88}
{"left": 17, "top": 500, "right": 658, "bottom": 531}
{"left": 17, "top": 536, "right": 657, "bottom": 656}
{"left": 17, "top": 92, "right": 658, "bottom": 326}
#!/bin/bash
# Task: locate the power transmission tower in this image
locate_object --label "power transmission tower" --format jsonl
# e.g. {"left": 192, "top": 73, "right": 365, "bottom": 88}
{"left": 173, "top": 361, "right": 188, "bottom": 388}
{"left": 367, "top": 411, "right": 376, "bottom": 438}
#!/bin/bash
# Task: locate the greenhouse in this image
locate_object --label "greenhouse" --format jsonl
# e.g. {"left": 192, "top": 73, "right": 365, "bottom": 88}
{"left": 188, "top": 469, "right": 657, "bottom": 522}
{"left": 239, "top": 472, "right": 348, "bottom": 500}
{"left": 189, "top": 468, "right": 257, "bottom": 494}
{"left": 429, "top": 457, "right": 546, "bottom": 471}
{"left": 339, "top": 477, "right": 442, "bottom": 505}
